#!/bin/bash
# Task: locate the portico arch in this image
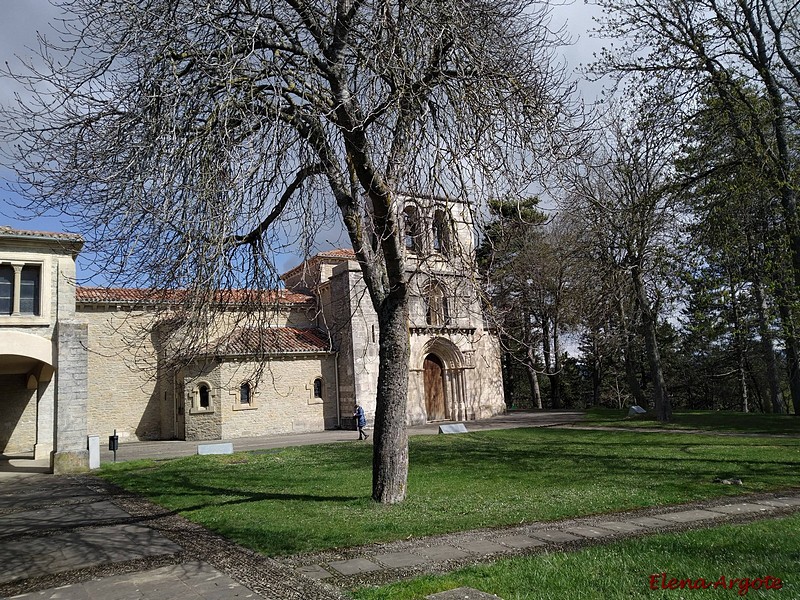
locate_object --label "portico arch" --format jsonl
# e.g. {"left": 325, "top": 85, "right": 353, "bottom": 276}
{"left": 0, "top": 331, "right": 55, "bottom": 460}
{"left": 420, "top": 338, "right": 467, "bottom": 422}
{"left": 0, "top": 330, "right": 54, "bottom": 373}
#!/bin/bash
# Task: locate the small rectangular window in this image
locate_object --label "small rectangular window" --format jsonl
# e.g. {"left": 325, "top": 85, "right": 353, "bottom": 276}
{"left": 0, "top": 266, "right": 12, "bottom": 315}
{"left": 240, "top": 382, "right": 251, "bottom": 405}
{"left": 20, "top": 266, "right": 41, "bottom": 315}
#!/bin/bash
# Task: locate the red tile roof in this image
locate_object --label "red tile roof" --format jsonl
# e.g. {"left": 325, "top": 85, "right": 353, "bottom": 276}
{"left": 0, "top": 225, "right": 83, "bottom": 242}
{"left": 316, "top": 248, "right": 356, "bottom": 259}
{"left": 75, "top": 287, "right": 314, "bottom": 305}
{"left": 281, "top": 248, "right": 356, "bottom": 279}
{"left": 202, "top": 327, "right": 332, "bottom": 355}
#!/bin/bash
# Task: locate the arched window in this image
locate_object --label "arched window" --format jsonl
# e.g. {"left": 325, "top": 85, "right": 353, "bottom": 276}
{"left": 313, "top": 377, "right": 323, "bottom": 399}
{"left": 425, "top": 282, "right": 450, "bottom": 326}
{"left": 199, "top": 384, "right": 210, "bottom": 409}
{"left": 240, "top": 382, "right": 251, "bottom": 405}
{"left": 403, "top": 205, "right": 421, "bottom": 253}
{"left": 433, "top": 209, "right": 451, "bottom": 257}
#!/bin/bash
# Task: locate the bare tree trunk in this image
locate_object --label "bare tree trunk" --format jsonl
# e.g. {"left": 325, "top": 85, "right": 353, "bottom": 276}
{"left": 526, "top": 346, "right": 543, "bottom": 409}
{"left": 619, "top": 298, "right": 646, "bottom": 407}
{"left": 727, "top": 272, "right": 749, "bottom": 412}
{"left": 553, "top": 314, "right": 563, "bottom": 408}
{"left": 633, "top": 268, "right": 671, "bottom": 422}
{"left": 541, "top": 314, "right": 561, "bottom": 409}
{"left": 590, "top": 332, "right": 602, "bottom": 407}
{"left": 371, "top": 294, "right": 410, "bottom": 504}
{"left": 777, "top": 299, "right": 800, "bottom": 417}
{"left": 753, "top": 274, "right": 783, "bottom": 413}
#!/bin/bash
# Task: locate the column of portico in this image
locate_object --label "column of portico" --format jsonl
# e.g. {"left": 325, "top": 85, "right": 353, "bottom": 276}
{"left": 10, "top": 263, "right": 22, "bottom": 315}
{"left": 34, "top": 380, "right": 55, "bottom": 460}
{"left": 52, "top": 320, "right": 90, "bottom": 474}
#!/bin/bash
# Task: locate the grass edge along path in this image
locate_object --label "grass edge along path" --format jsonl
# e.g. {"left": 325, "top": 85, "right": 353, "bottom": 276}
{"left": 581, "top": 408, "right": 800, "bottom": 435}
{"left": 350, "top": 513, "right": 800, "bottom": 600}
{"left": 98, "top": 427, "right": 800, "bottom": 556}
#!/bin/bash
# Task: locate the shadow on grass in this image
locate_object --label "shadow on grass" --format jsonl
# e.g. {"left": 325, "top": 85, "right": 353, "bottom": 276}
{"left": 98, "top": 428, "right": 800, "bottom": 556}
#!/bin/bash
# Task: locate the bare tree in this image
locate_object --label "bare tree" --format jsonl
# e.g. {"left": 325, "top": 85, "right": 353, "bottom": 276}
{"left": 562, "top": 95, "right": 682, "bottom": 422}
{"left": 593, "top": 0, "right": 800, "bottom": 415}
{"left": 0, "top": 0, "right": 576, "bottom": 502}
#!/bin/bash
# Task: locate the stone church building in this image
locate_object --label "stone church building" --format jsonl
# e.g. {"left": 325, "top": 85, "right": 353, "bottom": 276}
{"left": 0, "top": 197, "right": 504, "bottom": 473}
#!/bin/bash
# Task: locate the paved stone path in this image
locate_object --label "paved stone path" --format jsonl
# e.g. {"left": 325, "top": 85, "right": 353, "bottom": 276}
{"left": 278, "top": 492, "right": 800, "bottom": 590}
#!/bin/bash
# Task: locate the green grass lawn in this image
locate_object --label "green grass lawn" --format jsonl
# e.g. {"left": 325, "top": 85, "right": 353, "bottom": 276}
{"left": 99, "top": 428, "right": 800, "bottom": 556}
{"left": 583, "top": 408, "right": 800, "bottom": 435}
{"left": 351, "top": 513, "right": 800, "bottom": 599}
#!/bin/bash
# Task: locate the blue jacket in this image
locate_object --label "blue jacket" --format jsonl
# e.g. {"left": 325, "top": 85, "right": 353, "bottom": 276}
{"left": 354, "top": 406, "right": 366, "bottom": 427}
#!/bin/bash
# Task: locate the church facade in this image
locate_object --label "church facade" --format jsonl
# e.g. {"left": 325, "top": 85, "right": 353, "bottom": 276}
{"left": 0, "top": 197, "right": 504, "bottom": 473}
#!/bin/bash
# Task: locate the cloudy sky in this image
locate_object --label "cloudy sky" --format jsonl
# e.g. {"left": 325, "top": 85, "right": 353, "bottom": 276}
{"left": 0, "top": 1, "right": 609, "bottom": 279}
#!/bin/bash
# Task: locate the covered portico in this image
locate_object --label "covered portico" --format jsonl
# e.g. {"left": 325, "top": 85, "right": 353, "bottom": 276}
{"left": 0, "top": 226, "right": 88, "bottom": 474}
{"left": 0, "top": 330, "right": 55, "bottom": 460}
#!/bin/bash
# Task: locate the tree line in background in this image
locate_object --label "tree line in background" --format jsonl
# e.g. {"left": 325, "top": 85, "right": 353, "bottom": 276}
{"left": 480, "top": 0, "right": 800, "bottom": 420}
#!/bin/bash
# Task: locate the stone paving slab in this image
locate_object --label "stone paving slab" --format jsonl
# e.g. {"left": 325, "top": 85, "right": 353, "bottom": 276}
{"left": 9, "top": 560, "right": 262, "bottom": 599}
{"left": 593, "top": 521, "right": 645, "bottom": 534}
{"left": 373, "top": 551, "right": 428, "bottom": 569}
{"left": 0, "top": 477, "right": 102, "bottom": 512}
{"left": 627, "top": 516, "right": 674, "bottom": 528}
{"left": 296, "top": 564, "right": 333, "bottom": 580}
{"left": 654, "top": 509, "right": 725, "bottom": 523}
{"left": 0, "top": 524, "right": 181, "bottom": 584}
{"left": 528, "top": 530, "right": 583, "bottom": 543}
{"left": 757, "top": 497, "right": 800, "bottom": 508}
{"left": 427, "top": 587, "right": 502, "bottom": 599}
{"left": 775, "top": 496, "right": 800, "bottom": 506}
{"left": 455, "top": 540, "right": 508, "bottom": 555}
{"left": 414, "top": 546, "right": 471, "bottom": 561}
{"left": 327, "top": 558, "right": 382, "bottom": 576}
{"left": 495, "top": 535, "right": 546, "bottom": 549}
{"left": 0, "top": 501, "right": 131, "bottom": 537}
{"left": 712, "top": 502, "right": 777, "bottom": 515}
{"left": 564, "top": 526, "right": 616, "bottom": 539}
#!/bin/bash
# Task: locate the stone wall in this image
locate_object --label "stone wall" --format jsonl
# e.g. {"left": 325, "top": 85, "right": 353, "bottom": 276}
{"left": 0, "top": 375, "right": 36, "bottom": 454}
{"left": 78, "top": 302, "right": 318, "bottom": 442}
{"left": 469, "top": 330, "right": 505, "bottom": 419}
{"left": 218, "top": 354, "right": 338, "bottom": 437}
{"left": 183, "top": 359, "right": 223, "bottom": 441}
{"left": 326, "top": 261, "right": 380, "bottom": 427}
{"left": 80, "top": 309, "right": 163, "bottom": 441}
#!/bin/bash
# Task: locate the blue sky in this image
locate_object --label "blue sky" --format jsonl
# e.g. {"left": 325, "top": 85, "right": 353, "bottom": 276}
{"left": 0, "top": 1, "right": 607, "bottom": 283}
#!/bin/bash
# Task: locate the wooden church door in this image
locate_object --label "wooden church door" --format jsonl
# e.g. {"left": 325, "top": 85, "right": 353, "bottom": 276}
{"left": 424, "top": 354, "right": 447, "bottom": 421}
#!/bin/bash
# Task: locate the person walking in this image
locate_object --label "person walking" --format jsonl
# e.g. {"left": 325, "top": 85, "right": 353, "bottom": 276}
{"left": 353, "top": 403, "right": 368, "bottom": 440}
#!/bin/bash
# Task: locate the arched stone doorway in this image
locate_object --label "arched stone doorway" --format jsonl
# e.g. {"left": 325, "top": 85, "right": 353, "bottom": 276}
{"left": 419, "top": 337, "right": 468, "bottom": 422}
{"left": 424, "top": 354, "right": 447, "bottom": 421}
{"left": 0, "top": 331, "right": 55, "bottom": 461}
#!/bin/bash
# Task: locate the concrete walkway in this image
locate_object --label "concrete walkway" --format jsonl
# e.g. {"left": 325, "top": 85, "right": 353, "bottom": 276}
{"left": 92, "top": 410, "right": 585, "bottom": 464}
{"left": 2, "top": 410, "right": 797, "bottom": 599}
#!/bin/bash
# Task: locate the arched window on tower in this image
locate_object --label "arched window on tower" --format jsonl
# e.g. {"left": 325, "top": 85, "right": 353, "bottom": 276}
{"left": 240, "top": 382, "right": 252, "bottom": 405}
{"left": 199, "top": 384, "right": 210, "bottom": 409}
{"left": 433, "top": 209, "right": 451, "bottom": 257}
{"left": 403, "top": 205, "right": 422, "bottom": 253}
{"left": 425, "top": 281, "right": 450, "bottom": 326}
